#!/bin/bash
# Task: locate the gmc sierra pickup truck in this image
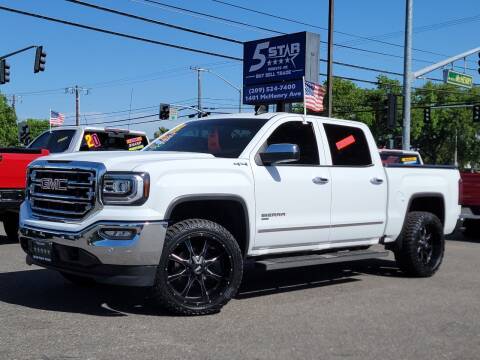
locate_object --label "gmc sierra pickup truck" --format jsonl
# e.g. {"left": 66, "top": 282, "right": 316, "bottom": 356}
{"left": 0, "top": 126, "right": 148, "bottom": 241}
{"left": 19, "top": 113, "right": 460, "bottom": 315}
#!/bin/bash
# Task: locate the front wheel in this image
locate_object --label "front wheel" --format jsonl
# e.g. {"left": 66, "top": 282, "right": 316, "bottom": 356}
{"left": 394, "top": 211, "right": 444, "bottom": 277}
{"left": 152, "top": 219, "right": 243, "bottom": 315}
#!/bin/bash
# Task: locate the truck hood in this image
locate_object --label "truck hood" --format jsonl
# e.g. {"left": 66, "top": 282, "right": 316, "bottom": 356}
{"left": 39, "top": 151, "right": 215, "bottom": 171}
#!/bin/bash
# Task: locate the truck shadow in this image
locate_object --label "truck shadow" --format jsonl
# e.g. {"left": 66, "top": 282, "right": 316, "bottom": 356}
{"left": 0, "top": 259, "right": 402, "bottom": 316}
{"left": 0, "top": 235, "right": 17, "bottom": 245}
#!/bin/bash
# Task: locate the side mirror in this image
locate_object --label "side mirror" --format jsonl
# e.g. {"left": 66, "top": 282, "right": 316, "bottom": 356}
{"left": 259, "top": 143, "right": 300, "bottom": 165}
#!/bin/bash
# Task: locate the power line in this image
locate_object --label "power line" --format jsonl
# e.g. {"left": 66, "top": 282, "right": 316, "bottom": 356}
{"left": 0, "top": 5, "right": 242, "bottom": 61}
{"left": 210, "top": 0, "right": 473, "bottom": 63}
{"left": 65, "top": 0, "right": 243, "bottom": 44}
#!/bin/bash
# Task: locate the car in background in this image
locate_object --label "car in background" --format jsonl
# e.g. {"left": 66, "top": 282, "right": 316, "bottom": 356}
{"left": 379, "top": 149, "right": 423, "bottom": 165}
{"left": 0, "top": 126, "right": 149, "bottom": 241}
{"left": 460, "top": 170, "right": 480, "bottom": 237}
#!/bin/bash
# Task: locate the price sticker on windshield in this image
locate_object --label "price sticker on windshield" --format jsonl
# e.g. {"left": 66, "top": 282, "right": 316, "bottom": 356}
{"left": 84, "top": 133, "right": 101, "bottom": 148}
{"left": 126, "top": 136, "right": 144, "bottom": 151}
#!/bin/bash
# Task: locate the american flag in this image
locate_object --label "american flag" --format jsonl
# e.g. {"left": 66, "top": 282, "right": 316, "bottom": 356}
{"left": 50, "top": 110, "right": 65, "bottom": 126}
{"left": 304, "top": 80, "right": 325, "bottom": 112}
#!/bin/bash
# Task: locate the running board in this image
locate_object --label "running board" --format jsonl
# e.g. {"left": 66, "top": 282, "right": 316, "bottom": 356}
{"left": 255, "top": 249, "right": 390, "bottom": 271}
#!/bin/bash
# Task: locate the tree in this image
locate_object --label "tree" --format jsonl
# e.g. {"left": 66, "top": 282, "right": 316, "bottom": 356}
{"left": 0, "top": 93, "right": 18, "bottom": 147}
{"left": 25, "top": 118, "right": 50, "bottom": 141}
{"left": 154, "top": 126, "right": 169, "bottom": 138}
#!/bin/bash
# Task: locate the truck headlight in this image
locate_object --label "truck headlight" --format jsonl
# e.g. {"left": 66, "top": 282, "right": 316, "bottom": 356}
{"left": 101, "top": 172, "right": 149, "bottom": 205}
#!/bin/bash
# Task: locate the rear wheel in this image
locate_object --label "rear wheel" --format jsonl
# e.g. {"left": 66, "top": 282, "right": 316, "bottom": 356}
{"left": 152, "top": 219, "right": 243, "bottom": 315}
{"left": 2, "top": 213, "right": 19, "bottom": 242}
{"left": 394, "top": 211, "right": 444, "bottom": 277}
{"left": 462, "top": 219, "right": 480, "bottom": 239}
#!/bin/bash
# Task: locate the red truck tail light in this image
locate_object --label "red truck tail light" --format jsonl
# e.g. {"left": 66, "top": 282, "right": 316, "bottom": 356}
{"left": 458, "top": 177, "right": 464, "bottom": 205}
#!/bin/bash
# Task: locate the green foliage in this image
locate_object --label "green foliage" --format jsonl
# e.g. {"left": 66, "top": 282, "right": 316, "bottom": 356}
{"left": 25, "top": 118, "right": 50, "bottom": 141}
{"left": 0, "top": 93, "right": 18, "bottom": 147}
{"left": 153, "top": 126, "right": 169, "bottom": 138}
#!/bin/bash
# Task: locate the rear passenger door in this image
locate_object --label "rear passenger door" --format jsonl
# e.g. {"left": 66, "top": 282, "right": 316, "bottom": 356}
{"left": 322, "top": 122, "right": 387, "bottom": 244}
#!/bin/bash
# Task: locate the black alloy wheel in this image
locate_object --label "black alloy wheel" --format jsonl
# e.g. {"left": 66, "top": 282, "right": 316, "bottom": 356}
{"left": 152, "top": 219, "right": 243, "bottom": 315}
{"left": 394, "top": 211, "right": 444, "bottom": 277}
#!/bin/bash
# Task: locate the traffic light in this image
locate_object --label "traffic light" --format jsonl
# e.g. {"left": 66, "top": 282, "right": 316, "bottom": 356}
{"left": 424, "top": 107, "right": 431, "bottom": 124}
{"left": 159, "top": 103, "right": 170, "bottom": 120}
{"left": 34, "top": 46, "right": 47, "bottom": 73}
{"left": 387, "top": 94, "right": 397, "bottom": 129}
{"left": 0, "top": 59, "right": 10, "bottom": 84}
{"left": 19, "top": 123, "right": 30, "bottom": 146}
{"left": 473, "top": 105, "right": 480, "bottom": 123}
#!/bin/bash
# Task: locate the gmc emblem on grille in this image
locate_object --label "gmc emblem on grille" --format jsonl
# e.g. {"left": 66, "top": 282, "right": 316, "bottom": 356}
{"left": 40, "top": 178, "right": 68, "bottom": 191}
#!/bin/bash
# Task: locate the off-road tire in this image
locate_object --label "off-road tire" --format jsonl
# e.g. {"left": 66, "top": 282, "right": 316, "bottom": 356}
{"left": 2, "top": 213, "right": 19, "bottom": 242}
{"left": 151, "top": 219, "right": 243, "bottom": 316}
{"left": 462, "top": 219, "right": 480, "bottom": 239}
{"left": 60, "top": 272, "right": 96, "bottom": 287}
{"left": 394, "top": 211, "right": 444, "bottom": 277}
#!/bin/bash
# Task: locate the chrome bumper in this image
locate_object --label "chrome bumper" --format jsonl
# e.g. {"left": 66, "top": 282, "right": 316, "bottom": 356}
{"left": 460, "top": 207, "right": 480, "bottom": 220}
{"left": 19, "top": 220, "right": 168, "bottom": 266}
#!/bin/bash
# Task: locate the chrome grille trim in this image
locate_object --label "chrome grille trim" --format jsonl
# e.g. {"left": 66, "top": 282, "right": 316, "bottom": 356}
{"left": 26, "top": 160, "right": 106, "bottom": 222}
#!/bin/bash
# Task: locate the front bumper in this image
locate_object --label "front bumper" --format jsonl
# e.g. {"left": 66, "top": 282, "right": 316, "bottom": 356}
{"left": 19, "top": 220, "right": 168, "bottom": 286}
{"left": 0, "top": 189, "right": 24, "bottom": 212}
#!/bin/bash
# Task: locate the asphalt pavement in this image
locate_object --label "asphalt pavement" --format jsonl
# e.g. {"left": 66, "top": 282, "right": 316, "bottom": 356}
{"left": 0, "top": 224, "right": 479, "bottom": 360}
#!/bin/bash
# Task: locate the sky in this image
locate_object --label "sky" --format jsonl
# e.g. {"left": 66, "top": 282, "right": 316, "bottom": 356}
{"left": 0, "top": 0, "right": 479, "bottom": 138}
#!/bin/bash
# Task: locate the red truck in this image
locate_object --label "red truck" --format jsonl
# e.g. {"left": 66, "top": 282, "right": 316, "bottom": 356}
{"left": 460, "top": 171, "right": 480, "bottom": 237}
{"left": 0, "top": 126, "right": 149, "bottom": 241}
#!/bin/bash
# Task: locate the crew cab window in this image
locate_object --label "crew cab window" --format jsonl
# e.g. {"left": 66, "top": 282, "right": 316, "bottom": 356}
{"left": 324, "top": 124, "right": 372, "bottom": 166}
{"left": 145, "top": 119, "right": 268, "bottom": 158}
{"left": 264, "top": 121, "right": 319, "bottom": 165}
{"left": 29, "top": 129, "right": 76, "bottom": 153}
{"left": 79, "top": 131, "right": 148, "bottom": 151}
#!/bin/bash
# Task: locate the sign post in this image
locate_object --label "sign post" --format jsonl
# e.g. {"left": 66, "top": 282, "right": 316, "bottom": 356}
{"left": 243, "top": 32, "right": 320, "bottom": 108}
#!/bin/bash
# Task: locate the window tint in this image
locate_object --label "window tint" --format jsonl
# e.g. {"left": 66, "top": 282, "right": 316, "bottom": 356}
{"left": 28, "top": 130, "right": 75, "bottom": 153}
{"left": 28, "top": 132, "right": 50, "bottom": 149}
{"left": 324, "top": 124, "right": 372, "bottom": 166}
{"left": 48, "top": 130, "right": 76, "bottom": 153}
{"left": 79, "top": 131, "right": 148, "bottom": 151}
{"left": 146, "top": 119, "right": 267, "bottom": 158}
{"left": 265, "top": 121, "right": 319, "bottom": 165}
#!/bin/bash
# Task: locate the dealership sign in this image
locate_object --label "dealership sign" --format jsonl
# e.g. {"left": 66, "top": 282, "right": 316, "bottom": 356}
{"left": 243, "top": 32, "right": 320, "bottom": 105}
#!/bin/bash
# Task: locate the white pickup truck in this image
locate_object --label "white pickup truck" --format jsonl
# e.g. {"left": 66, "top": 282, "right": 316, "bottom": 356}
{"left": 19, "top": 113, "right": 460, "bottom": 315}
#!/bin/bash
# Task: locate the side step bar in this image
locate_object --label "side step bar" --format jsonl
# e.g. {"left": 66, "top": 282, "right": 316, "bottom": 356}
{"left": 255, "top": 249, "right": 390, "bottom": 271}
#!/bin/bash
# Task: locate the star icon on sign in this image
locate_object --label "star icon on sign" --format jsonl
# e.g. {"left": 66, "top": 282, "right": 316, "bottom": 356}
{"left": 273, "top": 59, "right": 277, "bottom": 65}
{"left": 279, "top": 59, "right": 284, "bottom": 64}
{"left": 267, "top": 60, "right": 272, "bottom": 66}
{"left": 285, "top": 57, "right": 290, "bottom": 63}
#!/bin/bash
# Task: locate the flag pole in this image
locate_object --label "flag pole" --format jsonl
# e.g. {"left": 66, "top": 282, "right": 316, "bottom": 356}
{"left": 49, "top": 109, "right": 51, "bottom": 133}
{"left": 302, "top": 76, "right": 307, "bottom": 124}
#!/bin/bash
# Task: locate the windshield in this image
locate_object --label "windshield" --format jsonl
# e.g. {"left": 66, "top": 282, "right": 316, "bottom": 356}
{"left": 79, "top": 131, "right": 148, "bottom": 151}
{"left": 145, "top": 118, "right": 268, "bottom": 158}
{"left": 29, "top": 129, "right": 76, "bottom": 153}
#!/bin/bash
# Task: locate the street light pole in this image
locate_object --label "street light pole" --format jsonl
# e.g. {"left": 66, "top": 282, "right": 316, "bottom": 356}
{"left": 326, "top": 0, "right": 334, "bottom": 117}
{"left": 402, "top": 0, "right": 413, "bottom": 150}
{"left": 191, "top": 66, "right": 242, "bottom": 113}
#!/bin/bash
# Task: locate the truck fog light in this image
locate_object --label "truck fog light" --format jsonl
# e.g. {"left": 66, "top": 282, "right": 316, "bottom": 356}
{"left": 99, "top": 228, "right": 136, "bottom": 240}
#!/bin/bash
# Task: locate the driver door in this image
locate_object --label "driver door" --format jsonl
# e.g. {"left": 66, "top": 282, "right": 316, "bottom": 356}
{"left": 250, "top": 118, "right": 331, "bottom": 252}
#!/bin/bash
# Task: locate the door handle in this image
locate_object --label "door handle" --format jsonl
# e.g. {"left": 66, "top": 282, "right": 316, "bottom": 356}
{"left": 312, "top": 177, "right": 329, "bottom": 185}
{"left": 370, "top": 177, "right": 384, "bottom": 185}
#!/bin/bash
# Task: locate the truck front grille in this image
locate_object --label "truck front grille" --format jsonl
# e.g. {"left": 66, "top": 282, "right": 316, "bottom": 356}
{"left": 28, "top": 168, "right": 97, "bottom": 221}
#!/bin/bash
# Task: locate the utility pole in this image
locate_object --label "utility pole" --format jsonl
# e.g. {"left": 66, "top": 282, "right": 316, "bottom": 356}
{"left": 6, "top": 94, "right": 21, "bottom": 111}
{"left": 326, "top": 0, "right": 334, "bottom": 117}
{"left": 190, "top": 67, "right": 203, "bottom": 118}
{"left": 65, "top": 85, "right": 89, "bottom": 126}
{"left": 402, "top": 0, "right": 413, "bottom": 150}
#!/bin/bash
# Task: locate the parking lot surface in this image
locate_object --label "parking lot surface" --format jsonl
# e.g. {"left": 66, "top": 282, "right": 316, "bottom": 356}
{"left": 0, "top": 224, "right": 479, "bottom": 360}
